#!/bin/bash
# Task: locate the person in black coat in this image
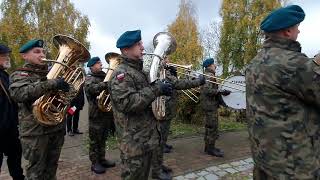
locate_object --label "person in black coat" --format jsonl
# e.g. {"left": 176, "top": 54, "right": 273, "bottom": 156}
{"left": 0, "top": 44, "right": 24, "bottom": 180}
{"left": 66, "top": 84, "right": 85, "bottom": 136}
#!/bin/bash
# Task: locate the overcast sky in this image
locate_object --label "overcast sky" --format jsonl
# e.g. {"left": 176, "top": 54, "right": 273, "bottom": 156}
{"left": 71, "top": 0, "right": 320, "bottom": 63}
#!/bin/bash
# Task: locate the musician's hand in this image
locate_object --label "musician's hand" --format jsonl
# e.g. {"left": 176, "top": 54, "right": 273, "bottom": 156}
{"left": 55, "top": 78, "right": 70, "bottom": 92}
{"left": 99, "top": 82, "right": 109, "bottom": 90}
{"left": 199, "top": 75, "right": 205, "bottom": 85}
{"left": 220, "top": 89, "right": 231, "bottom": 96}
{"left": 159, "top": 81, "right": 173, "bottom": 96}
{"left": 165, "top": 66, "right": 177, "bottom": 77}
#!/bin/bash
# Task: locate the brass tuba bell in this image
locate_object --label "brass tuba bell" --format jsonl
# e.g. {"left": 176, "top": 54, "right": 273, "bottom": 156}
{"left": 32, "top": 35, "right": 90, "bottom": 126}
{"left": 145, "top": 32, "right": 177, "bottom": 120}
{"left": 97, "top": 52, "right": 121, "bottom": 112}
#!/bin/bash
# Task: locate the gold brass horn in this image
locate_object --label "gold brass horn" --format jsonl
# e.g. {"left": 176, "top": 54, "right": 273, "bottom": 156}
{"left": 32, "top": 35, "right": 90, "bottom": 126}
{"left": 97, "top": 52, "right": 121, "bottom": 112}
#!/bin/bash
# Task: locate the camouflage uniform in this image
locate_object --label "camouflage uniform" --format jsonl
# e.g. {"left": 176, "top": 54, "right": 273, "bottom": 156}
{"left": 200, "top": 69, "right": 220, "bottom": 150}
{"left": 109, "top": 56, "right": 162, "bottom": 180}
{"left": 9, "top": 63, "right": 65, "bottom": 180}
{"left": 84, "top": 71, "right": 114, "bottom": 165}
{"left": 246, "top": 36, "right": 320, "bottom": 179}
{"left": 152, "top": 70, "right": 203, "bottom": 175}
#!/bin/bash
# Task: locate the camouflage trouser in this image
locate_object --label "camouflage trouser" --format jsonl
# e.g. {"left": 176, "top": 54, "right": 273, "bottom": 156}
{"left": 20, "top": 131, "right": 65, "bottom": 180}
{"left": 151, "top": 118, "right": 171, "bottom": 175}
{"left": 120, "top": 151, "right": 153, "bottom": 180}
{"left": 89, "top": 118, "right": 112, "bottom": 164}
{"left": 253, "top": 165, "right": 276, "bottom": 180}
{"left": 204, "top": 111, "right": 219, "bottom": 148}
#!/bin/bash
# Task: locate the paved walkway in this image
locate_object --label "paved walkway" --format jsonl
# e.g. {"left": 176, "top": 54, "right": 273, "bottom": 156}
{"left": 0, "top": 131, "right": 252, "bottom": 180}
{"left": 0, "top": 99, "right": 253, "bottom": 179}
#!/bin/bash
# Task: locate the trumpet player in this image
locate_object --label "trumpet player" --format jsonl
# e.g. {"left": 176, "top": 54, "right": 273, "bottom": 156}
{"left": 151, "top": 58, "right": 205, "bottom": 180}
{"left": 9, "top": 39, "right": 70, "bottom": 179}
{"left": 200, "top": 58, "right": 230, "bottom": 157}
{"left": 84, "top": 56, "right": 115, "bottom": 174}
{"left": 109, "top": 30, "right": 173, "bottom": 180}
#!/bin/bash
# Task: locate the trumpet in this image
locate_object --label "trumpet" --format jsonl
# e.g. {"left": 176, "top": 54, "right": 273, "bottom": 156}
{"left": 167, "top": 63, "right": 245, "bottom": 92}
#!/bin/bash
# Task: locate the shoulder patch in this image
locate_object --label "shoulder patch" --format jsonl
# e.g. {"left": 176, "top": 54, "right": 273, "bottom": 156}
{"left": 314, "top": 55, "right": 320, "bottom": 66}
{"left": 116, "top": 73, "right": 125, "bottom": 81}
{"left": 18, "top": 72, "right": 29, "bottom": 77}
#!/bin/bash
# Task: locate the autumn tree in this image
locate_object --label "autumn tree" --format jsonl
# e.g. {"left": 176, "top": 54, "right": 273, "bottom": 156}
{"left": 166, "top": 0, "right": 203, "bottom": 124}
{"left": 218, "top": 0, "right": 284, "bottom": 76}
{"left": 0, "top": 0, "right": 90, "bottom": 70}
{"left": 200, "top": 21, "right": 221, "bottom": 65}
{"left": 167, "top": 0, "right": 203, "bottom": 69}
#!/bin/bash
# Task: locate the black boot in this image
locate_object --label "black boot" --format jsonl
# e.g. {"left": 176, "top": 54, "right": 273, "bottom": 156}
{"left": 100, "top": 159, "right": 116, "bottom": 168}
{"left": 165, "top": 144, "right": 173, "bottom": 150}
{"left": 206, "top": 147, "right": 224, "bottom": 157}
{"left": 163, "top": 146, "right": 171, "bottom": 153}
{"left": 152, "top": 170, "right": 172, "bottom": 180}
{"left": 161, "top": 164, "right": 173, "bottom": 173}
{"left": 91, "top": 163, "right": 106, "bottom": 174}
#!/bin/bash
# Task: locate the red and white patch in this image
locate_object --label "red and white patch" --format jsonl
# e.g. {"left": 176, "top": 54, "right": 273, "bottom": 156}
{"left": 116, "top": 73, "right": 125, "bottom": 81}
{"left": 18, "top": 72, "right": 29, "bottom": 77}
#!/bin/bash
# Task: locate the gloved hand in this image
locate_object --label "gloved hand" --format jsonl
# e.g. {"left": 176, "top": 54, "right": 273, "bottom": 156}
{"left": 55, "top": 78, "right": 70, "bottom": 92}
{"left": 199, "top": 75, "right": 205, "bottom": 85}
{"left": 99, "top": 82, "right": 109, "bottom": 90}
{"left": 220, "top": 89, "right": 231, "bottom": 96}
{"left": 165, "top": 66, "right": 177, "bottom": 77}
{"left": 158, "top": 81, "right": 173, "bottom": 96}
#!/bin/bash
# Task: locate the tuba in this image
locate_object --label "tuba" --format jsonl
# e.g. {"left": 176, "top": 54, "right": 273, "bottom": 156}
{"left": 32, "top": 35, "right": 90, "bottom": 126}
{"left": 97, "top": 52, "right": 121, "bottom": 112}
{"left": 147, "top": 32, "right": 177, "bottom": 120}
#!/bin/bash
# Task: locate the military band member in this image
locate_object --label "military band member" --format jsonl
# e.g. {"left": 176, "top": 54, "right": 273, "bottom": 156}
{"left": 9, "top": 39, "right": 70, "bottom": 180}
{"left": 200, "top": 58, "right": 230, "bottom": 157}
{"left": 151, "top": 59, "right": 206, "bottom": 179}
{"left": 246, "top": 5, "right": 320, "bottom": 179}
{"left": 109, "top": 30, "right": 173, "bottom": 180}
{"left": 84, "top": 56, "right": 115, "bottom": 174}
{"left": 0, "top": 44, "right": 24, "bottom": 180}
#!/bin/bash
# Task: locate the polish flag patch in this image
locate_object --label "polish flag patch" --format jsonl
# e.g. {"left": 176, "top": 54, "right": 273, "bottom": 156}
{"left": 19, "top": 72, "right": 29, "bottom": 77}
{"left": 117, "top": 73, "right": 125, "bottom": 81}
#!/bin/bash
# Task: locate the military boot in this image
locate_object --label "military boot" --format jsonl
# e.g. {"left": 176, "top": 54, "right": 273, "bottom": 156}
{"left": 100, "top": 159, "right": 116, "bottom": 168}
{"left": 163, "top": 145, "right": 171, "bottom": 153}
{"left": 206, "top": 147, "right": 224, "bottom": 157}
{"left": 161, "top": 165, "right": 173, "bottom": 173}
{"left": 152, "top": 169, "right": 172, "bottom": 180}
{"left": 165, "top": 144, "right": 173, "bottom": 150}
{"left": 91, "top": 163, "right": 106, "bottom": 174}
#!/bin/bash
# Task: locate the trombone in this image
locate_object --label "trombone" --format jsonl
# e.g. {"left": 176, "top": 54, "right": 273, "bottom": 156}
{"left": 181, "top": 88, "right": 200, "bottom": 103}
{"left": 167, "top": 63, "right": 245, "bottom": 92}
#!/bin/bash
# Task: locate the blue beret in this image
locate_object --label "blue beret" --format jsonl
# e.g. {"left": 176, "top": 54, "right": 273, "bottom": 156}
{"left": 19, "top": 39, "right": 44, "bottom": 53}
{"left": 203, "top": 58, "right": 214, "bottom": 68}
{"left": 0, "top": 44, "right": 11, "bottom": 54}
{"left": 116, "top": 30, "right": 141, "bottom": 48}
{"left": 87, "top": 56, "right": 100, "bottom": 67}
{"left": 261, "top": 5, "right": 305, "bottom": 32}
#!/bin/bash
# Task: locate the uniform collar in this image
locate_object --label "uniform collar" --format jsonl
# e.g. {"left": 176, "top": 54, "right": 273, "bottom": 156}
{"left": 121, "top": 56, "right": 143, "bottom": 71}
{"left": 263, "top": 35, "right": 302, "bottom": 52}
{"left": 90, "top": 70, "right": 106, "bottom": 77}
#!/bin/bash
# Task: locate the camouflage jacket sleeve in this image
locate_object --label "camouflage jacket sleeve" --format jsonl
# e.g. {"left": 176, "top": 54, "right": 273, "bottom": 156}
{"left": 284, "top": 57, "right": 320, "bottom": 107}
{"left": 9, "top": 71, "right": 57, "bottom": 103}
{"left": 84, "top": 76, "right": 107, "bottom": 97}
{"left": 110, "top": 71, "right": 160, "bottom": 113}
{"left": 166, "top": 72, "right": 201, "bottom": 90}
{"left": 201, "top": 80, "right": 218, "bottom": 97}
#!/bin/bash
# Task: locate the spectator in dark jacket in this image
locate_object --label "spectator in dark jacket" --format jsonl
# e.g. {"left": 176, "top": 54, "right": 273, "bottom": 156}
{"left": 0, "top": 44, "right": 24, "bottom": 179}
{"left": 66, "top": 85, "right": 85, "bottom": 136}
